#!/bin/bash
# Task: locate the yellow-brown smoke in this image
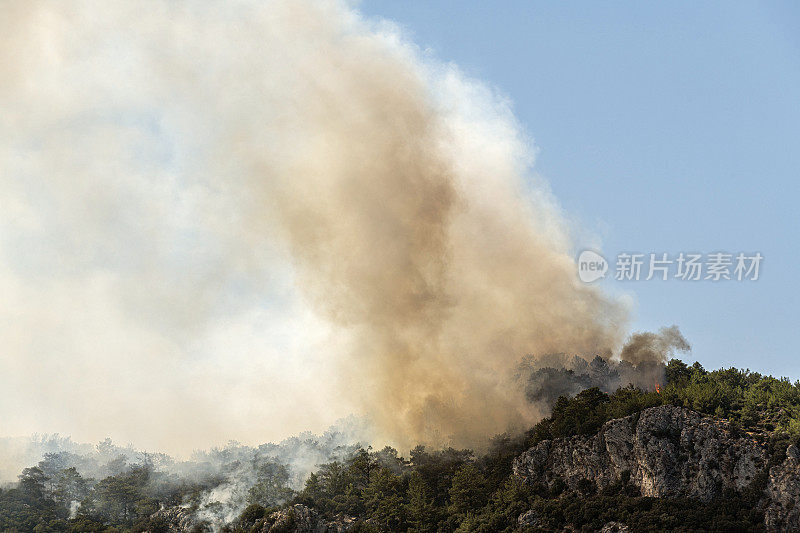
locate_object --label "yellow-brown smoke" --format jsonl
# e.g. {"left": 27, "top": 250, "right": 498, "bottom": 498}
{"left": 0, "top": 0, "right": 629, "bottom": 452}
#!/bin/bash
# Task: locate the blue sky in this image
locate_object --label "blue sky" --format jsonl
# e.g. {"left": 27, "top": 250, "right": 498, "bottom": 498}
{"left": 362, "top": 1, "right": 800, "bottom": 377}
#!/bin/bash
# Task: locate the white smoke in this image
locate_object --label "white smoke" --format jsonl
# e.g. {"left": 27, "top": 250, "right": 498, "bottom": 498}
{"left": 1, "top": 418, "right": 372, "bottom": 530}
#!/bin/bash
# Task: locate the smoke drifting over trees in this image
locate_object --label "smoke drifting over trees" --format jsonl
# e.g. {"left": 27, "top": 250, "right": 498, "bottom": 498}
{"left": 0, "top": 0, "right": 700, "bottom": 471}
{"left": 0, "top": 418, "right": 373, "bottom": 529}
{"left": 0, "top": 0, "right": 641, "bottom": 452}
{"left": 518, "top": 325, "right": 691, "bottom": 410}
{"left": 620, "top": 325, "right": 692, "bottom": 365}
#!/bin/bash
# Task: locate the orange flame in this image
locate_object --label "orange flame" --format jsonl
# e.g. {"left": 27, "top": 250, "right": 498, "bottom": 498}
{"left": 655, "top": 383, "right": 661, "bottom": 394}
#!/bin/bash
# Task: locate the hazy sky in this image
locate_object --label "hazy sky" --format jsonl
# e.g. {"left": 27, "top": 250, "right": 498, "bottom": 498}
{"left": 361, "top": 0, "right": 800, "bottom": 378}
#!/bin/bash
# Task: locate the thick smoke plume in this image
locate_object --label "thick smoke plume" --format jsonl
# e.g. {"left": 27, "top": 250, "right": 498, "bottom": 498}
{"left": 518, "top": 324, "right": 691, "bottom": 409}
{"left": 0, "top": 0, "right": 630, "bottom": 453}
{"left": 620, "top": 325, "right": 691, "bottom": 365}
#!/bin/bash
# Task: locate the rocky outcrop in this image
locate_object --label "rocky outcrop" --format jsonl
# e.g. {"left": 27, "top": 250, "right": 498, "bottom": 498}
{"left": 764, "top": 445, "right": 800, "bottom": 531}
{"left": 517, "top": 509, "right": 540, "bottom": 528}
{"left": 249, "top": 505, "right": 358, "bottom": 533}
{"left": 145, "top": 507, "right": 197, "bottom": 532}
{"left": 513, "top": 405, "right": 766, "bottom": 500}
{"left": 262, "top": 504, "right": 328, "bottom": 533}
{"left": 325, "top": 514, "right": 358, "bottom": 533}
{"left": 599, "top": 522, "right": 630, "bottom": 533}
{"left": 512, "top": 405, "right": 800, "bottom": 531}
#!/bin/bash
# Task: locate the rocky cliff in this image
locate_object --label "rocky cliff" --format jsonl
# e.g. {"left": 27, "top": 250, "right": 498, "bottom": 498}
{"left": 763, "top": 444, "right": 800, "bottom": 531}
{"left": 512, "top": 405, "right": 800, "bottom": 531}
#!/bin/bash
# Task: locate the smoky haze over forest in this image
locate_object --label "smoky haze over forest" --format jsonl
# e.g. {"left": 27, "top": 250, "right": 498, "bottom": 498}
{"left": 0, "top": 0, "right": 687, "bottom": 463}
